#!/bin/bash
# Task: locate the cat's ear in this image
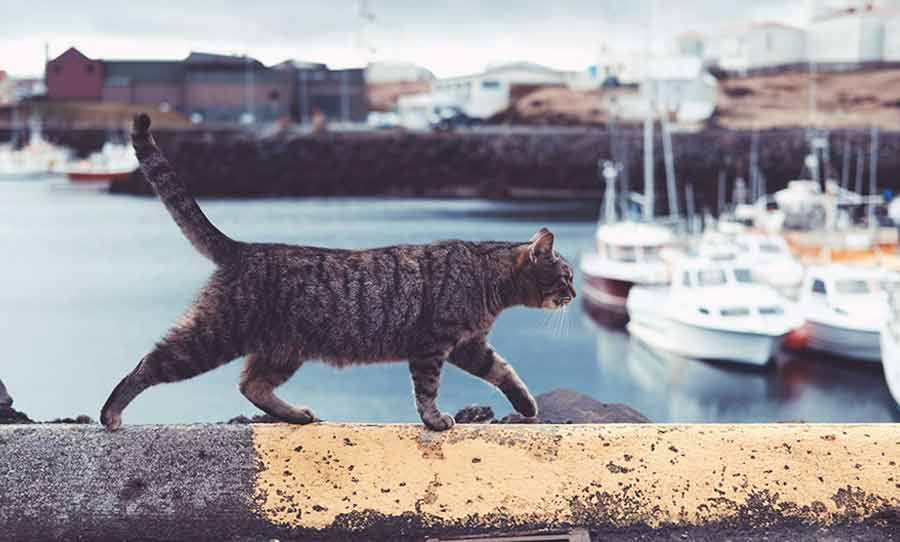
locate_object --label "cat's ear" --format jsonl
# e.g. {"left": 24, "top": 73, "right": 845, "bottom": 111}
{"left": 528, "top": 227, "right": 555, "bottom": 263}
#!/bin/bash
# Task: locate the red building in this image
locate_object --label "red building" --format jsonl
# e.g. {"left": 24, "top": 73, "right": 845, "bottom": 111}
{"left": 45, "top": 47, "right": 103, "bottom": 101}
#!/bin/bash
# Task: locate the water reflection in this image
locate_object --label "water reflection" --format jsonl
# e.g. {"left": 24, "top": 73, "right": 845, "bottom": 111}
{"left": 584, "top": 302, "right": 899, "bottom": 423}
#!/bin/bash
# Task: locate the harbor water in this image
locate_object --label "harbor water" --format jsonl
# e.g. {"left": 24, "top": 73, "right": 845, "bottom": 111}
{"left": 1, "top": 179, "right": 897, "bottom": 424}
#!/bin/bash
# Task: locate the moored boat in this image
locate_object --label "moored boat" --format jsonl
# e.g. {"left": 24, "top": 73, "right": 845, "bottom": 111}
{"left": 627, "top": 258, "right": 802, "bottom": 366}
{"left": 64, "top": 141, "right": 138, "bottom": 183}
{"left": 796, "top": 264, "right": 898, "bottom": 362}
{"left": 880, "top": 287, "right": 900, "bottom": 408}
{"left": 580, "top": 221, "right": 674, "bottom": 316}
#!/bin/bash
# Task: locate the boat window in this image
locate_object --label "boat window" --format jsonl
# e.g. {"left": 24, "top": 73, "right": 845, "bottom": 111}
{"left": 733, "top": 268, "right": 755, "bottom": 284}
{"left": 835, "top": 279, "right": 871, "bottom": 295}
{"left": 611, "top": 245, "right": 637, "bottom": 263}
{"left": 682, "top": 271, "right": 692, "bottom": 287}
{"left": 759, "top": 306, "right": 783, "bottom": 315}
{"left": 697, "top": 269, "right": 727, "bottom": 286}
{"left": 758, "top": 242, "right": 783, "bottom": 255}
{"left": 643, "top": 246, "right": 663, "bottom": 262}
{"left": 720, "top": 307, "right": 751, "bottom": 317}
{"left": 811, "top": 279, "right": 827, "bottom": 295}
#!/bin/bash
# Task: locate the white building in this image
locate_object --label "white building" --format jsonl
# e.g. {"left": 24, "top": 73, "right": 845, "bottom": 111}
{"left": 708, "top": 22, "right": 807, "bottom": 74}
{"left": 430, "top": 62, "right": 567, "bottom": 118}
{"left": 365, "top": 61, "right": 434, "bottom": 83}
{"left": 612, "top": 56, "right": 718, "bottom": 123}
{"left": 809, "top": 8, "right": 886, "bottom": 64}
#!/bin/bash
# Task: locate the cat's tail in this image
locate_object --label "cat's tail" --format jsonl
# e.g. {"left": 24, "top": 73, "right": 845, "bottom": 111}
{"left": 131, "top": 113, "right": 241, "bottom": 265}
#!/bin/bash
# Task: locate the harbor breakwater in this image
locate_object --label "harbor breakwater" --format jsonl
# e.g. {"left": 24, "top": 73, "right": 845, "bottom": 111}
{"left": 5, "top": 126, "right": 900, "bottom": 206}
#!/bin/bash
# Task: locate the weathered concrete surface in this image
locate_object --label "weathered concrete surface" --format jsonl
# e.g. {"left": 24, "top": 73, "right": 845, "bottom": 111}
{"left": 1, "top": 423, "right": 898, "bottom": 541}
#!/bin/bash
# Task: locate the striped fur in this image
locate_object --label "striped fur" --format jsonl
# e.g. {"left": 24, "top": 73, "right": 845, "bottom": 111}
{"left": 100, "top": 114, "right": 576, "bottom": 431}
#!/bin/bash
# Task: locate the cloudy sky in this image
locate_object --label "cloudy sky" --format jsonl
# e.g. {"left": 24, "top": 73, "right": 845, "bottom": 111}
{"left": 1, "top": 0, "right": 810, "bottom": 77}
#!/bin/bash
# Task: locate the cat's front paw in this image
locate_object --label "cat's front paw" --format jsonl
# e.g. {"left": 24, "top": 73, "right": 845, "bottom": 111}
{"left": 423, "top": 412, "right": 456, "bottom": 432}
{"left": 504, "top": 386, "right": 538, "bottom": 418}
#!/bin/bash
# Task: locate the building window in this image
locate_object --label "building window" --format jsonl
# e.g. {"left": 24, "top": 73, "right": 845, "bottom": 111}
{"left": 53, "top": 65, "right": 62, "bottom": 74}
{"left": 268, "top": 89, "right": 280, "bottom": 101}
{"left": 86, "top": 64, "right": 95, "bottom": 74}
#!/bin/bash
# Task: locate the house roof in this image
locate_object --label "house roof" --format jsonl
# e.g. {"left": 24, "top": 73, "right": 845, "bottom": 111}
{"left": 184, "top": 51, "right": 264, "bottom": 69}
{"left": 437, "top": 61, "right": 566, "bottom": 84}
{"left": 813, "top": 5, "right": 900, "bottom": 22}
{"left": 49, "top": 46, "right": 98, "bottom": 64}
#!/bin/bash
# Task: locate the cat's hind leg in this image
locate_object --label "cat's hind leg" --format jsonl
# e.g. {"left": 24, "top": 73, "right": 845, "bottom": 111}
{"left": 239, "top": 352, "right": 318, "bottom": 424}
{"left": 101, "top": 307, "right": 239, "bottom": 431}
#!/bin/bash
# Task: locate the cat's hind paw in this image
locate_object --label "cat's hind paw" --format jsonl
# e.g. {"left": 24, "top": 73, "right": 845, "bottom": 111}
{"left": 423, "top": 412, "right": 455, "bottom": 432}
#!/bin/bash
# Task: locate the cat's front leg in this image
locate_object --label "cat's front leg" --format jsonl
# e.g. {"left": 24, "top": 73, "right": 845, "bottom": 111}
{"left": 408, "top": 357, "right": 455, "bottom": 431}
{"left": 449, "top": 339, "right": 538, "bottom": 418}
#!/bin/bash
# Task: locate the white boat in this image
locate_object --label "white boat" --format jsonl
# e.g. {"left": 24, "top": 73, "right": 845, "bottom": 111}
{"left": 0, "top": 119, "right": 71, "bottom": 180}
{"left": 697, "top": 232, "right": 805, "bottom": 299}
{"left": 63, "top": 141, "right": 139, "bottom": 183}
{"left": 627, "top": 258, "right": 802, "bottom": 366}
{"left": 797, "top": 265, "right": 898, "bottom": 362}
{"left": 580, "top": 222, "right": 674, "bottom": 315}
{"left": 880, "top": 287, "right": 900, "bottom": 408}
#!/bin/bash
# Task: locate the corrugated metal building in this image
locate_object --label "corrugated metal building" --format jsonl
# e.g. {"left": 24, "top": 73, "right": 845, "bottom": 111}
{"left": 45, "top": 48, "right": 365, "bottom": 123}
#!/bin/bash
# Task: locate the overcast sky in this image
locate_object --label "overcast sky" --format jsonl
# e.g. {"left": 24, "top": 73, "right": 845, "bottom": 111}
{"left": 1, "top": 0, "right": 810, "bottom": 77}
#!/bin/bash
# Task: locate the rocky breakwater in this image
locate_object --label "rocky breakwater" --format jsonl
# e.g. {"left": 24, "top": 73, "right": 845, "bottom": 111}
{"left": 107, "top": 127, "right": 900, "bottom": 210}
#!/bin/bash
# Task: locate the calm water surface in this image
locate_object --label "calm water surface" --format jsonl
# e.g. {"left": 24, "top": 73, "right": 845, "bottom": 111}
{"left": 1, "top": 180, "right": 897, "bottom": 424}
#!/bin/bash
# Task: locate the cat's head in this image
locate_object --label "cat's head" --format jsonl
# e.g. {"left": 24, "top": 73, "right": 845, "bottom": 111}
{"left": 518, "top": 228, "right": 576, "bottom": 309}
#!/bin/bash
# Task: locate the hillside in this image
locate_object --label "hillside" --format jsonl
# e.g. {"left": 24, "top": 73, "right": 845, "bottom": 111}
{"left": 500, "top": 68, "right": 900, "bottom": 129}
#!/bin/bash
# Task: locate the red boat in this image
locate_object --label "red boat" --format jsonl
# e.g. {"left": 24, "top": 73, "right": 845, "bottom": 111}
{"left": 67, "top": 170, "right": 133, "bottom": 182}
{"left": 579, "top": 222, "right": 675, "bottom": 317}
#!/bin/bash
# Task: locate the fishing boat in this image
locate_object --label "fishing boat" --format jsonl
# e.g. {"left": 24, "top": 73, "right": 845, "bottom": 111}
{"left": 879, "top": 287, "right": 900, "bottom": 408}
{"left": 579, "top": 162, "right": 674, "bottom": 317}
{"left": 0, "top": 119, "right": 71, "bottom": 180}
{"left": 65, "top": 141, "right": 138, "bottom": 183}
{"left": 626, "top": 258, "right": 802, "bottom": 366}
{"left": 752, "top": 136, "right": 897, "bottom": 263}
{"left": 796, "top": 264, "right": 898, "bottom": 362}
{"left": 580, "top": 222, "right": 674, "bottom": 316}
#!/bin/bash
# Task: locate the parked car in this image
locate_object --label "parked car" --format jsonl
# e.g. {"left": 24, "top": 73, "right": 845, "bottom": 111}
{"left": 429, "top": 106, "right": 482, "bottom": 131}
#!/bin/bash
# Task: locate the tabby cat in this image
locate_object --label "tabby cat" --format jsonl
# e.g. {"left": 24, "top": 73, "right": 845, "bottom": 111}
{"left": 100, "top": 114, "right": 576, "bottom": 431}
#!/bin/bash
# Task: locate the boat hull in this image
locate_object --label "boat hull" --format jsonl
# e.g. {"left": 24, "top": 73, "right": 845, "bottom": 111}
{"left": 580, "top": 275, "right": 633, "bottom": 314}
{"left": 627, "top": 314, "right": 782, "bottom": 366}
{"left": 67, "top": 171, "right": 133, "bottom": 182}
{"left": 804, "top": 320, "right": 881, "bottom": 362}
{"left": 879, "top": 326, "right": 900, "bottom": 408}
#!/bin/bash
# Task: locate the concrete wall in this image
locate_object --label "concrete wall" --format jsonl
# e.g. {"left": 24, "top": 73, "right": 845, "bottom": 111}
{"left": 1, "top": 423, "right": 897, "bottom": 540}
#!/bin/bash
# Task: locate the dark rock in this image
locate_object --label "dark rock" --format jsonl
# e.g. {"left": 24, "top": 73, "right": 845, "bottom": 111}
{"left": 492, "top": 389, "right": 650, "bottom": 424}
{"left": 453, "top": 405, "right": 495, "bottom": 424}
{"left": 227, "top": 415, "right": 252, "bottom": 424}
{"left": 0, "top": 378, "right": 12, "bottom": 408}
{"left": 0, "top": 406, "right": 33, "bottom": 425}
{"left": 531, "top": 388, "right": 650, "bottom": 424}
{"left": 46, "top": 415, "right": 95, "bottom": 425}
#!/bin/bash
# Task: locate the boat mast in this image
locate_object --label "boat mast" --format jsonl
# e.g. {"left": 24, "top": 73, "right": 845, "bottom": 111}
{"left": 642, "top": 0, "right": 655, "bottom": 221}
{"left": 869, "top": 125, "right": 879, "bottom": 227}
{"left": 661, "top": 113, "right": 678, "bottom": 219}
{"left": 641, "top": 87, "right": 654, "bottom": 221}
